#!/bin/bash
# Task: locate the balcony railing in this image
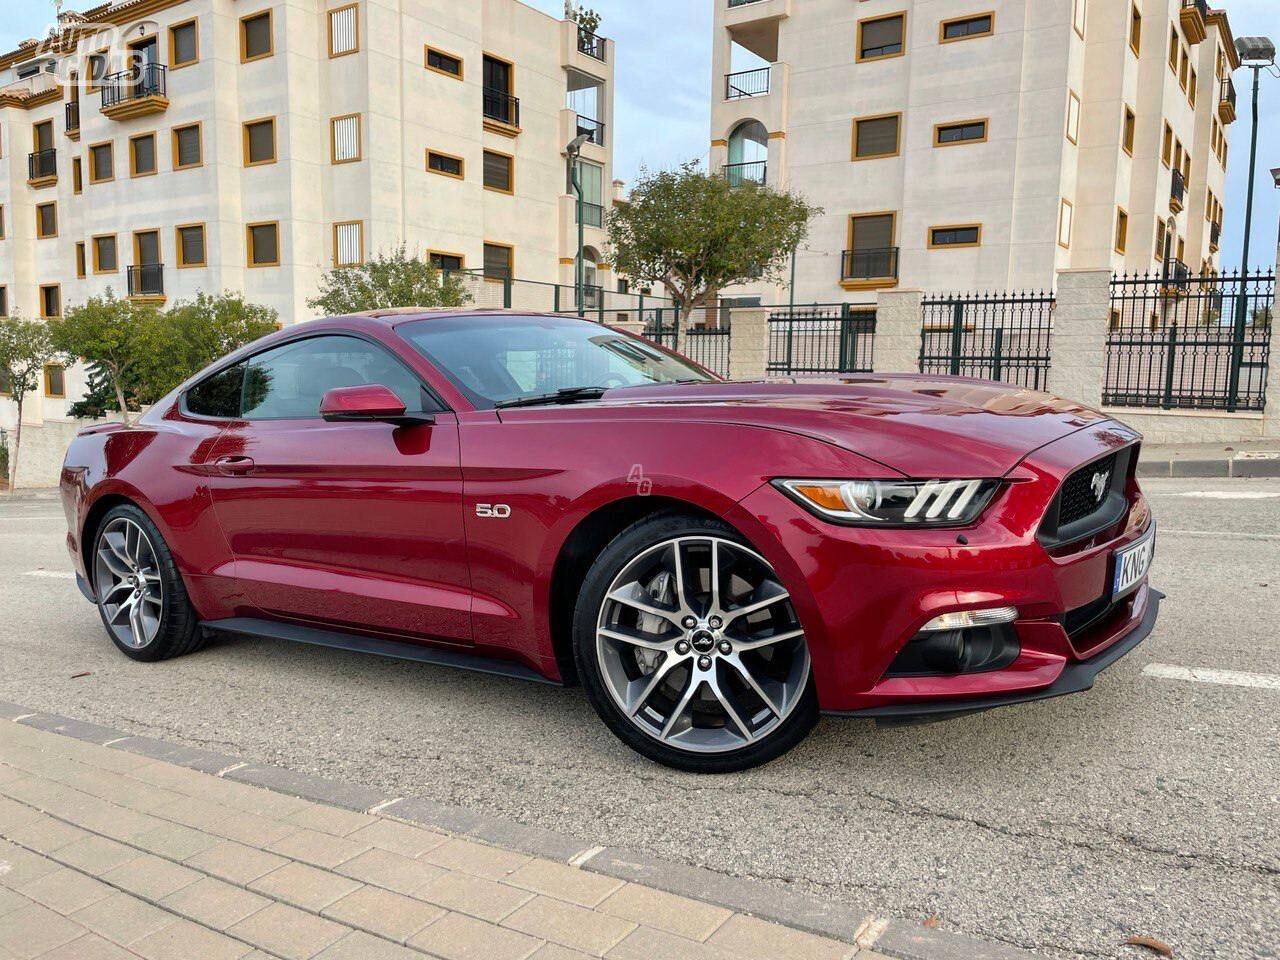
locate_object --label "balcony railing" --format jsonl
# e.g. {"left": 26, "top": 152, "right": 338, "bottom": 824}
{"left": 728, "top": 0, "right": 764, "bottom": 6}
{"left": 723, "top": 161, "right": 766, "bottom": 187}
{"left": 483, "top": 87, "right": 521, "bottom": 128}
{"left": 101, "top": 62, "right": 167, "bottom": 111}
{"left": 1170, "top": 169, "right": 1186, "bottom": 208}
{"left": 65, "top": 100, "right": 80, "bottom": 135}
{"left": 577, "top": 27, "right": 606, "bottom": 62}
{"left": 127, "top": 264, "right": 165, "bottom": 299}
{"left": 1210, "top": 221, "right": 1221, "bottom": 248}
{"left": 725, "top": 66, "right": 770, "bottom": 99}
{"left": 1219, "top": 77, "right": 1237, "bottom": 122}
{"left": 1161, "top": 258, "right": 1190, "bottom": 291}
{"left": 576, "top": 115, "right": 605, "bottom": 146}
{"left": 28, "top": 148, "right": 57, "bottom": 182}
{"left": 842, "top": 247, "right": 900, "bottom": 282}
{"left": 1180, "top": 0, "right": 1209, "bottom": 43}
{"left": 579, "top": 201, "right": 604, "bottom": 228}
{"left": 583, "top": 284, "right": 604, "bottom": 310}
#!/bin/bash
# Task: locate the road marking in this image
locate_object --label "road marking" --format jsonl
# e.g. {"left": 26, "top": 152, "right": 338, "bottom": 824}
{"left": 0, "top": 515, "right": 64, "bottom": 521}
{"left": 569, "top": 845, "right": 605, "bottom": 868}
{"left": 855, "top": 917, "right": 890, "bottom": 947}
{"left": 1160, "top": 529, "right": 1280, "bottom": 542}
{"left": 23, "top": 570, "right": 75, "bottom": 580}
{"left": 366, "top": 797, "right": 403, "bottom": 815}
{"left": 216, "top": 762, "right": 248, "bottom": 778}
{"left": 1143, "top": 664, "right": 1280, "bottom": 691}
{"left": 1156, "top": 491, "right": 1280, "bottom": 500}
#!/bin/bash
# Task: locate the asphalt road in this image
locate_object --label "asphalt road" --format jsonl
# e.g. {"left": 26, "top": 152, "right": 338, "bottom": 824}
{"left": 1, "top": 478, "right": 1277, "bottom": 960}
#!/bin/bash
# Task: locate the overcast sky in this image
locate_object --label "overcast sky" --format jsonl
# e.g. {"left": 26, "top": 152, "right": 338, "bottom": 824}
{"left": 3, "top": 0, "right": 1275, "bottom": 270}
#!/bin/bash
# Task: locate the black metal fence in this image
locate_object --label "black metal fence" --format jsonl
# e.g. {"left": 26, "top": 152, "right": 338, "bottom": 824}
{"left": 920, "top": 290, "right": 1055, "bottom": 389}
{"left": 101, "top": 63, "right": 166, "bottom": 110}
{"left": 768, "top": 305, "right": 875, "bottom": 375}
{"left": 683, "top": 327, "right": 732, "bottom": 378}
{"left": 1106, "top": 269, "right": 1274, "bottom": 412}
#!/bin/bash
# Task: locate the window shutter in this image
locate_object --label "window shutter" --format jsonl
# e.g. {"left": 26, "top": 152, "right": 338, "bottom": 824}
{"left": 331, "top": 115, "right": 360, "bottom": 162}
{"left": 856, "top": 116, "right": 898, "bottom": 156}
{"left": 335, "top": 222, "right": 362, "bottom": 266}
{"left": 329, "top": 6, "right": 358, "bottom": 56}
{"left": 180, "top": 226, "right": 205, "bottom": 265}
{"left": 483, "top": 151, "right": 511, "bottom": 190}
{"left": 851, "top": 215, "right": 893, "bottom": 250}
{"left": 861, "top": 17, "right": 902, "bottom": 52}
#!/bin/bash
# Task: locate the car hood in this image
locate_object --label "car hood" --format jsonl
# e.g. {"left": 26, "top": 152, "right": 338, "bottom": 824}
{"left": 603, "top": 376, "right": 1111, "bottom": 478}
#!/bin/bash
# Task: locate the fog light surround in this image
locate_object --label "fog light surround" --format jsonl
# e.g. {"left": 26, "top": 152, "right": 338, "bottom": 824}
{"left": 920, "top": 606, "right": 1018, "bottom": 633}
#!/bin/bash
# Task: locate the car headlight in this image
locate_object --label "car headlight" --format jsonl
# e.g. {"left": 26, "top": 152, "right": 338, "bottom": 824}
{"left": 773, "top": 478, "right": 1000, "bottom": 526}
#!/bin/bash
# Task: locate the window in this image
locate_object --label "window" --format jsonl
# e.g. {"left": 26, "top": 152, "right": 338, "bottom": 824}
{"left": 1065, "top": 92, "right": 1081, "bottom": 145}
{"left": 1162, "top": 122, "right": 1173, "bottom": 165}
{"left": 40, "top": 285, "right": 61, "bottom": 318}
{"left": 176, "top": 224, "right": 206, "bottom": 267}
{"left": 1058, "top": 199, "right": 1073, "bottom": 248}
{"left": 1122, "top": 107, "right": 1136, "bottom": 155}
{"left": 1130, "top": 5, "right": 1142, "bottom": 54}
{"left": 328, "top": 4, "right": 359, "bottom": 57}
{"left": 76, "top": 242, "right": 87, "bottom": 278}
{"left": 243, "top": 118, "right": 277, "bottom": 166}
{"left": 330, "top": 114, "right": 361, "bottom": 163}
{"left": 429, "top": 252, "right": 464, "bottom": 272}
{"left": 1114, "top": 208, "right": 1129, "bottom": 254}
{"left": 185, "top": 363, "right": 247, "bottom": 418}
{"left": 89, "top": 141, "right": 114, "bottom": 183}
{"left": 247, "top": 222, "right": 280, "bottom": 267}
{"left": 1072, "top": 0, "right": 1086, "bottom": 38}
{"left": 333, "top": 221, "right": 363, "bottom": 267}
{"left": 483, "top": 243, "right": 513, "bottom": 281}
{"left": 1155, "top": 218, "right": 1167, "bottom": 260}
{"left": 939, "top": 13, "right": 993, "bottom": 43}
{"left": 36, "top": 202, "right": 57, "bottom": 239}
{"left": 425, "top": 46, "right": 463, "bottom": 79}
{"left": 1169, "top": 26, "right": 1179, "bottom": 70}
{"left": 929, "top": 224, "right": 982, "bottom": 248}
{"left": 1173, "top": 139, "right": 1183, "bottom": 172}
{"left": 238, "top": 335, "right": 429, "bottom": 420}
{"left": 0, "top": 205, "right": 4, "bottom": 239}
{"left": 858, "top": 13, "right": 905, "bottom": 61}
{"left": 853, "top": 114, "right": 901, "bottom": 159}
{"left": 130, "top": 133, "right": 157, "bottom": 176}
{"left": 0, "top": 287, "right": 7, "bottom": 319}
{"left": 93, "top": 235, "right": 118, "bottom": 273}
{"left": 934, "top": 119, "right": 987, "bottom": 146}
{"left": 846, "top": 213, "right": 897, "bottom": 282}
{"left": 87, "top": 52, "right": 108, "bottom": 92}
{"left": 427, "top": 150, "right": 464, "bottom": 179}
{"left": 483, "top": 150, "right": 514, "bottom": 193}
{"left": 482, "top": 54, "right": 517, "bottom": 127}
{"left": 72, "top": 157, "right": 83, "bottom": 193}
{"left": 172, "top": 123, "right": 202, "bottom": 169}
{"left": 169, "top": 19, "right": 198, "bottom": 67}
{"left": 1189, "top": 68, "right": 1197, "bottom": 106}
{"left": 44, "top": 364, "right": 66, "bottom": 398}
{"left": 1179, "top": 46, "right": 1188, "bottom": 90}
{"left": 240, "top": 11, "right": 273, "bottom": 62}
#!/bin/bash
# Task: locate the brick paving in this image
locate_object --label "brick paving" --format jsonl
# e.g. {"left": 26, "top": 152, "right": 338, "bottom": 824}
{"left": 0, "top": 722, "right": 881, "bottom": 960}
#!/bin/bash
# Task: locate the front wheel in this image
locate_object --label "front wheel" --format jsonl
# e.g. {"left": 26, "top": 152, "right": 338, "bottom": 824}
{"left": 573, "top": 514, "right": 817, "bottom": 773}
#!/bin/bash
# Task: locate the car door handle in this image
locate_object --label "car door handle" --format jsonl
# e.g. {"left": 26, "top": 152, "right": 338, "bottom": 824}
{"left": 214, "top": 456, "right": 255, "bottom": 476}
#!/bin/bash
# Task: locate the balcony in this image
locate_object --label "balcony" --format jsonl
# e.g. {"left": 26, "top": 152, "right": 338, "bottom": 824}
{"left": 723, "top": 161, "right": 766, "bottom": 187}
{"left": 725, "top": 66, "right": 771, "bottom": 100}
{"left": 578, "top": 201, "right": 604, "bottom": 228}
{"left": 841, "top": 247, "right": 899, "bottom": 287}
{"left": 577, "top": 27, "right": 606, "bottom": 62}
{"left": 127, "top": 264, "right": 165, "bottom": 302}
{"left": 1219, "top": 77, "right": 1237, "bottom": 123}
{"left": 65, "top": 100, "right": 80, "bottom": 140}
{"left": 576, "top": 115, "right": 605, "bottom": 147}
{"left": 483, "top": 87, "right": 521, "bottom": 135}
{"left": 101, "top": 63, "right": 168, "bottom": 120}
{"left": 725, "top": 0, "right": 792, "bottom": 24}
{"left": 27, "top": 148, "right": 57, "bottom": 187}
{"left": 1180, "top": 0, "right": 1208, "bottom": 44}
{"left": 1161, "top": 258, "right": 1190, "bottom": 294}
{"left": 1210, "top": 221, "right": 1221, "bottom": 251}
{"left": 1170, "top": 169, "right": 1186, "bottom": 213}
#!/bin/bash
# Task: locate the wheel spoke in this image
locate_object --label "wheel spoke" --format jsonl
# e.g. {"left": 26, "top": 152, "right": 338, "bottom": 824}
{"left": 109, "top": 594, "right": 137, "bottom": 625}
{"left": 128, "top": 601, "right": 147, "bottom": 648}
{"left": 722, "top": 581, "right": 790, "bottom": 624}
{"left": 598, "top": 626, "right": 673, "bottom": 652}
{"left": 98, "top": 542, "right": 131, "bottom": 578}
{"left": 708, "top": 674, "right": 753, "bottom": 741}
{"left": 670, "top": 541, "right": 692, "bottom": 615}
{"left": 100, "top": 580, "right": 132, "bottom": 604}
{"left": 660, "top": 672, "right": 702, "bottom": 740}
{"left": 724, "top": 653, "right": 784, "bottom": 718}
{"left": 626, "top": 654, "right": 688, "bottom": 717}
{"left": 709, "top": 540, "right": 722, "bottom": 615}
{"left": 731, "top": 627, "right": 805, "bottom": 652}
{"left": 606, "top": 582, "right": 679, "bottom": 624}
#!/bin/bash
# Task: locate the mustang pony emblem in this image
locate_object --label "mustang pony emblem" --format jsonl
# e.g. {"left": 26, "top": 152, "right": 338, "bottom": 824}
{"left": 1091, "top": 470, "right": 1111, "bottom": 502}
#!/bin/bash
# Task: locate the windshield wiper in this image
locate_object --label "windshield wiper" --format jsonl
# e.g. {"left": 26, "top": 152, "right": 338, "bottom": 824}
{"left": 495, "top": 386, "right": 610, "bottom": 409}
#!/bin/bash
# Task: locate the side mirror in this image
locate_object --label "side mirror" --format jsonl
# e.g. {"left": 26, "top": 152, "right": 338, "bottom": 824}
{"left": 320, "top": 385, "right": 435, "bottom": 426}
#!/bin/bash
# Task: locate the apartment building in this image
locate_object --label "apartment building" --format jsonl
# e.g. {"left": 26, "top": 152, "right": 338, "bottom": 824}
{"left": 710, "top": 0, "right": 1239, "bottom": 304}
{"left": 0, "top": 0, "right": 615, "bottom": 431}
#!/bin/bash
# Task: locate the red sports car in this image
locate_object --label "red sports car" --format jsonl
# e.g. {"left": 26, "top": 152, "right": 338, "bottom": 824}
{"left": 61, "top": 310, "right": 1158, "bottom": 772}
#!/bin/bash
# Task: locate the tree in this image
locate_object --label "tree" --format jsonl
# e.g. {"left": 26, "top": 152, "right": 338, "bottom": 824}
{"left": 0, "top": 316, "right": 71, "bottom": 492}
{"left": 565, "top": 2, "right": 602, "bottom": 34}
{"left": 606, "top": 161, "right": 820, "bottom": 311}
{"left": 48, "top": 291, "right": 157, "bottom": 426}
{"left": 307, "top": 246, "right": 471, "bottom": 316}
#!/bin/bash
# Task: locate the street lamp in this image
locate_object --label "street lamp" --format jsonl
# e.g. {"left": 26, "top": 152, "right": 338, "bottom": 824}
{"left": 1226, "top": 36, "right": 1275, "bottom": 411}
{"left": 565, "top": 133, "right": 591, "bottom": 317}
{"left": 1272, "top": 167, "right": 1280, "bottom": 270}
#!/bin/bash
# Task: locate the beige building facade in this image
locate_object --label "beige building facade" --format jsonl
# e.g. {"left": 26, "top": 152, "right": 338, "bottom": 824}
{"left": 0, "top": 0, "right": 615, "bottom": 439}
{"left": 710, "top": 0, "right": 1240, "bottom": 304}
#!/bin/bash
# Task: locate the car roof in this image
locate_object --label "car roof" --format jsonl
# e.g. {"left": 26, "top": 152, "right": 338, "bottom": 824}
{"left": 333, "top": 308, "right": 586, "bottom": 327}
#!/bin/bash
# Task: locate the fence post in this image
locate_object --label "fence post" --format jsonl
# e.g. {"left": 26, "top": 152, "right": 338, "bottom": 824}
{"left": 873, "top": 289, "right": 924, "bottom": 373}
{"left": 1162, "top": 324, "right": 1178, "bottom": 410}
{"left": 554, "top": 285, "right": 561, "bottom": 313}
{"left": 1265, "top": 326, "right": 1280, "bottom": 439}
{"left": 1052, "top": 269, "right": 1111, "bottom": 409}
{"left": 949, "top": 301, "right": 964, "bottom": 376}
{"left": 991, "top": 328, "right": 1004, "bottom": 383}
{"left": 728, "top": 308, "right": 770, "bottom": 381}
{"left": 502, "top": 278, "right": 513, "bottom": 309}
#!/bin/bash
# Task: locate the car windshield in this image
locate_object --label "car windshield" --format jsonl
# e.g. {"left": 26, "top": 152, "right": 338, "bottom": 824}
{"left": 397, "top": 314, "right": 716, "bottom": 409}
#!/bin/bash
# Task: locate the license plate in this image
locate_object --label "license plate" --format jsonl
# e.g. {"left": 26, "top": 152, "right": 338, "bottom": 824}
{"left": 1112, "top": 524, "right": 1155, "bottom": 598}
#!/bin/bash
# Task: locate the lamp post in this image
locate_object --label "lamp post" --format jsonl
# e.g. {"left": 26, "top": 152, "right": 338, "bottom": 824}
{"left": 565, "top": 134, "right": 590, "bottom": 317}
{"left": 1271, "top": 167, "right": 1280, "bottom": 271}
{"left": 1227, "top": 36, "right": 1275, "bottom": 411}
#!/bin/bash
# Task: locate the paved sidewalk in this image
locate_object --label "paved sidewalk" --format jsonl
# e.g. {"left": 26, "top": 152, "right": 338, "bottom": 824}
{"left": 0, "top": 721, "right": 879, "bottom": 960}
{"left": 1136, "top": 440, "right": 1280, "bottom": 478}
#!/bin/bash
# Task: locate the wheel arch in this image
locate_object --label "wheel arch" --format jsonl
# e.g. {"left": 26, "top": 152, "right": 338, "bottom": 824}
{"left": 80, "top": 492, "right": 145, "bottom": 591}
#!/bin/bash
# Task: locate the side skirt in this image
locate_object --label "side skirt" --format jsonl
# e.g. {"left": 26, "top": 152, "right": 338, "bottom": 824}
{"left": 201, "top": 617, "right": 562, "bottom": 686}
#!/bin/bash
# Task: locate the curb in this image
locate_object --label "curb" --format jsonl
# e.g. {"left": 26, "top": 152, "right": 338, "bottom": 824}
{"left": 0, "top": 698, "right": 1043, "bottom": 959}
{"left": 1137, "top": 452, "right": 1280, "bottom": 479}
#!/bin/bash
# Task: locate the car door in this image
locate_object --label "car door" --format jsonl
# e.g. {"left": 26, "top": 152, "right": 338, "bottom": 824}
{"left": 201, "top": 333, "right": 472, "bottom": 645}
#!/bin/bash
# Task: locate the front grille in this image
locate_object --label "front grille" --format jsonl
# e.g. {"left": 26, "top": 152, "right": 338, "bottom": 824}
{"left": 1058, "top": 453, "right": 1119, "bottom": 527}
{"left": 1061, "top": 594, "right": 1115, "bottom": 639}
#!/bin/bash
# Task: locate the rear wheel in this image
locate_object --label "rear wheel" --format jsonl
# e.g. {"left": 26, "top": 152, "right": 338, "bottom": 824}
{"left": 92, "top": 504, "right": 203, "bottom": 662}
{"left": 574, "top": 514, "right": 817, "bottom": 772}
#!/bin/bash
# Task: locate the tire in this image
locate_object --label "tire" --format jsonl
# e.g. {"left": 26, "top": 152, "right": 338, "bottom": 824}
{"left": 90, "top": 503, "right": 205, "bottom": 662}
{"left": 573, "top": 513, "right": 818, "bottom": 773}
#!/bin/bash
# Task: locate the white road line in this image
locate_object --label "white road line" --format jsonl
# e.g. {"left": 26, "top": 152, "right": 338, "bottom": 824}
{"left": 0, "top": 515, "right": 64, "bottom": 521}
{"left": 1143, "top": 664, "right": 1280, "bottom": 691}
{"left": 569, "top": 845, "right": 606, "bottom": 868}
{"left": 1154, "top": 491, "right": 1280, "bottom": 500}
{"left": 366, "top": 797, "right": 403, "bottom": 815}
{"left": 216, "top": 762, "right": 248, "bottom": 778}
{"left": 1160, "top": 529, "right": 1280, "bottom": 542}
{"left": 23, "top": 571, "right": 76, "bottom": 580}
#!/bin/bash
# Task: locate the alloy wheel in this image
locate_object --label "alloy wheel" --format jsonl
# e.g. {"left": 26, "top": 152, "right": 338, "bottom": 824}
{"left": 94, "top": 517, "right": 164, "bottom": 650}
{"left": 596, "top": 536, "right": 810, "bottom": 754}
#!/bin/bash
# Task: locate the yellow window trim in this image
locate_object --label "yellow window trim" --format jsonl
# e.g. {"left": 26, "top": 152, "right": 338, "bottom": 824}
{"left": 239, "top": 9, "right": 274, "bottom": 63}
{"left": 1115, "top": 207, "right": 1129, "bottom": 254}
{"left": 88, "top": 140, "right": 114, "bottom": 183}
{"left": 167, "top": 17, "right": 199, "bottom": 69}
{"left": 1058, "top": 198, "right": 1074, "bottom": 249}
{"left": 932, "top": 118, "right": 989, "bottom": 148}
{"left": 938, "top": 11, "right": 995, "bottom": 44}
{"left": 175, "top": 222, "right": 207, "bottom": 268}
{"left": 428, "top": 250, "right": 466, "bottom": 270}
{"left": 39, "top": 284, "right": 61, "bottom": 319}
{"left": 329, "top": 112, "right": 362, "bottom": 165}
{"left": 171, "top": 122, "right": 203, "bottom": 170}
{"left": 851, "top": 112, "right": 902, "bottom": 161}
{"left": 856, "top": 11, "right": 908, "bottom": 63}
{"left": 91, "top": 233, "right": 119, "bottom": 274}
{"left": 1129, "top": 5, "right": 1142, "bottom": 55}
{"left": 427, "top": 149, "right": 466, "bottom": 180}
{"left": 927, "top": 223, "right": 983, "bottom": 249}
{"left": 1065, "top": 91, "right": 1081, "bottom": 146}
{"left": 43, "top": 363, "right": 66, "bottom": 398}
{"left": 482, "top": 148, "right": 516, "bottom": 195}
{"left": 35, "top": 202, "right": 58, "bottom": 239}
{"left": 246, "top": 221, "right": 281, "bottom": 268}
{"left": 424, "top": 44, "right": 464, "bottom": 80}
{"left": 1122, "top": 106, "right": 1136, "bottom": 156}
{"left": 242, "top": 116, "right": 278, "bottom": 167}
{"left": 844, "top": 211, "right": 899, "bottom": 288}
{"left": 75, "top": 241, "right": 87, "bottom": 279}
{"left": 327, "top": 3, "right": 360, "bottom": 59}
{"left": 332, "top": 220, "right": 365, "bottom": 267}
{"left": 482, "top": 241, "right": 515, "bottom": 283}
{"left": 129, "top": 131, "right": 158, "bottom": 178}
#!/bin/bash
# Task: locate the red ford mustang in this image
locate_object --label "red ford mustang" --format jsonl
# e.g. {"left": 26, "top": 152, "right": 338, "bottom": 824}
{"left": 60, "top": 310, "right": 1158, "bottom": 772}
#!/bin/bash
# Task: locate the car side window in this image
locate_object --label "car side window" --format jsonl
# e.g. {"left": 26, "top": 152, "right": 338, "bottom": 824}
{"left": 240, "top": 335, "right": 430, "bottom": 421}
{"left": 185, "top": 362, "right": 248, "bottom": 418}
